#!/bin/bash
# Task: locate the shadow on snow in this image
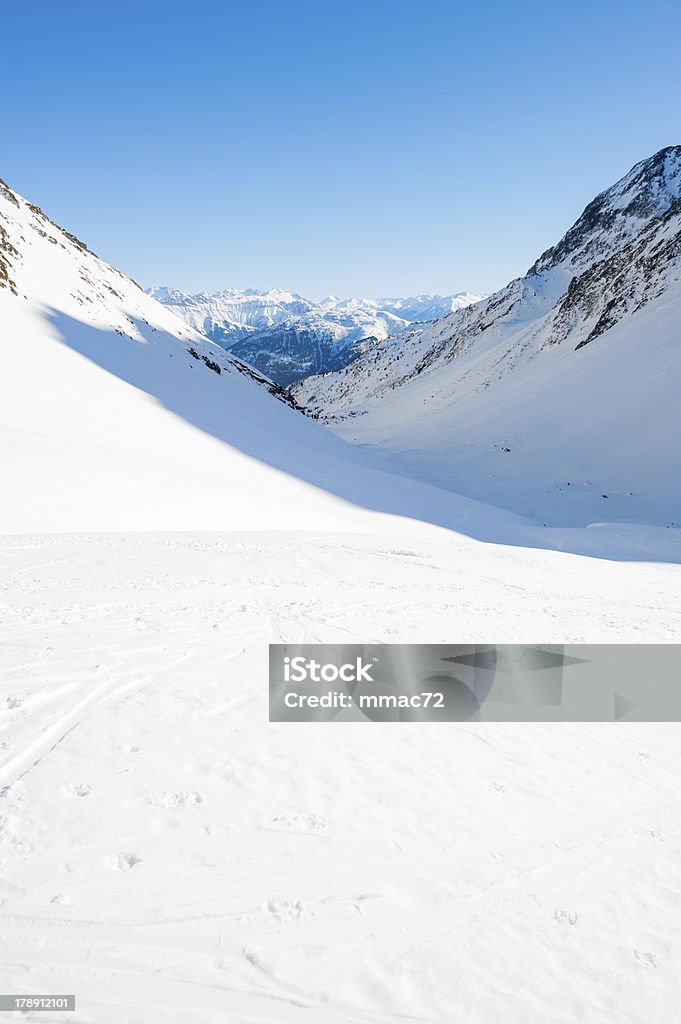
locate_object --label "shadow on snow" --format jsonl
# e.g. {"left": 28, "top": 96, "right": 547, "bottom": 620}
{"left": 47, "top": 309, "right": 681, "bottom": 564}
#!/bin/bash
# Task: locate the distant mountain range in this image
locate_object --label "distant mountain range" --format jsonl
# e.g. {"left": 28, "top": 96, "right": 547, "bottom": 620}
{"left": 147, "top": 287, "right": 484, "bottom": 387}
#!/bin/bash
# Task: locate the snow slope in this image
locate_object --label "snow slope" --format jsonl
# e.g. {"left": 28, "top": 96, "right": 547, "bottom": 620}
{"left": 294, "top": 147, "right": 681, "bottom": 529}
{"left": 2, "top": 173, "right": 681, "bottom": 1024}
{"left": 0, "top": 177, "right": 457, "bottom": 537}
{"left": 150, "top": 287, "right": 484, "bottom": 387}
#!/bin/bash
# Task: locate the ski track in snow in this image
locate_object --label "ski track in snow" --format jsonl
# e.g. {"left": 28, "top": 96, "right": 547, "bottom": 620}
{"left": 1, "top": 533, "right": 680, "bottom": 1023}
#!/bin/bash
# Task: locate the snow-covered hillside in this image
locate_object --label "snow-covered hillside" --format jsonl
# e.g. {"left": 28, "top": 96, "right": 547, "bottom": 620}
{"left": 294, "top": 147, "right": 681, "bottom": 529}
{"left": 0, "top": 177, "right": 410, "bottom": 535}
{"left": 150, "top": 286, "right": 483, "bottom": 387}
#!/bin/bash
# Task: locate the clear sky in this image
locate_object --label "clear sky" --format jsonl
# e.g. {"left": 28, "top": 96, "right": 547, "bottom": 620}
{"left": 4, "top": 0, "right": 681, "bottom": 299}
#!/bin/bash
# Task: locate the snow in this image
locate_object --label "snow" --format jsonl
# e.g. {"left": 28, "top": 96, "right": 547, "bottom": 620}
{"left": 2, "top": 534, "right": 681, "bottom": 1024}
{"left": 2, "top": 165, "right": 681, "bottom": 1024}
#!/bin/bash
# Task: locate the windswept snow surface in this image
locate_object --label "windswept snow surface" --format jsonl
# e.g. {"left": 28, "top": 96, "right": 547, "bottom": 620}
{"left": 2, "top": 172, "right": 681, "bottom": 1023}
{"left": 2, "top": 535, "right": 681, "bottom": 1024}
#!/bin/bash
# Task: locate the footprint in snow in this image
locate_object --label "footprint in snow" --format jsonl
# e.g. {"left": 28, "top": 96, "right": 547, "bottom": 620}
{"left": 104, "top": 853, "right": 141, "bottom": 871}
{"left": 266, "top": 897, "right": 303, "bottom": 921}
{"left": 633, "top": 950, "right": 658, "bottom": 968}
{"left": 272, "top": 814, "right": 326, "bottom": 834}
{"left": 149, "top": 790, "right": 203, "bottom": 808}
{"left": 553, "top": 909, "right": 578, "bottom": 926}
{"left": 62, "top": 783, "right": 91, "bottom": 798}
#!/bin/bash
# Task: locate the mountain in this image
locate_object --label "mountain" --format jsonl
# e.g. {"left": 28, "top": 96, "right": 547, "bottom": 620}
{"left": 350, "top": 293, "right": 483, "bottom": 322}
{"left": 293, "top": 146, "right": 681, "bottom": 529}
{"left": 145, "top": 286, "right": 315, "bottom": 348}
{"left": 0, "top": 175, "right": 408, "bottom": 534}
{"left": 149, "top": 287, "right": 484, "bottom": 387}
{"left": 226, "top": 304, "right": 410, "bottom": 388}
{"left": 0, "top": 173, "right": 518, "bottom": 543}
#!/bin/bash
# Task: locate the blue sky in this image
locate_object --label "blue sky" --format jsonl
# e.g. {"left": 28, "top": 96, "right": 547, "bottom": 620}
{"left": 4, "top": 0, "right": 681, "bottom": 299}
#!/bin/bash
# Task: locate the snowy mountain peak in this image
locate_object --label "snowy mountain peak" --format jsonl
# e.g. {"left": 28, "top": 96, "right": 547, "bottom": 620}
{"left": 145, "top": 286, "right": 316, "bottom": 355}
{"left": 0, "top": 175, "right": 296, "bottom": 420}
{"left": 529, "top": 145, "right": 681, "bottom": 276}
